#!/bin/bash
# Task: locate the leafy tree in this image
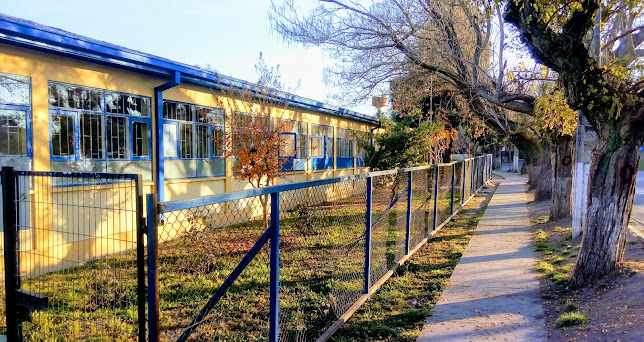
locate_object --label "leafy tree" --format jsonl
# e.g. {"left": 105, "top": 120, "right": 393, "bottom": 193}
{"left": 534, "top": 89, "right": 578, "bottom": 220}
{"left": 505, "top": 0, "right": 644, "bottom": 284}
{"left": 360, "top": 110, "right": 456, "bottom": 170}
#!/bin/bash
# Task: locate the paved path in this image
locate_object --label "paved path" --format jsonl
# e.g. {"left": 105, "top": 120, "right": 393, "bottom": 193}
{"left": 418, "top": 172, "right": 547, "bottom": 342}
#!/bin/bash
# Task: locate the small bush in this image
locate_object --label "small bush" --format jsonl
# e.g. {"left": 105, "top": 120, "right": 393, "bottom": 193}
{"left": 551, "top": 256, "right": 565, "bottom": 264}
{"left": 556, "top": 312, "right": 588, "bottom": 328}
{"left": 563, "top": 300, "right": 578, "bottom": 312}
{"left": 536, "top": 262, "right": 555, "bottom": 274}
{"left": 553, "top": 226, "right": 572, "bottom": 234}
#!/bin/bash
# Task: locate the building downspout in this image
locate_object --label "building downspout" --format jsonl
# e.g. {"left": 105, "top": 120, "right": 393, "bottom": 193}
{"left": 154, "top": 71, "right": 181, "bottom": 202}
{"left": 369, "top": 122, "right": 382, "bottom": 147}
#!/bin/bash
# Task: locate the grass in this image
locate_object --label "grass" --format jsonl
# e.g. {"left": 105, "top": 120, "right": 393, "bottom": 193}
{"left": 8, "top": 175, "right": 473, "bottom": 341}
{"left": 556, "top": 312, "right": 589, "bottom": 328}
{"left": 531, "top": 222, "right": 587, "bottom": 330}
{"left": 329, "top": 185, "right": 496, "bottom": 341}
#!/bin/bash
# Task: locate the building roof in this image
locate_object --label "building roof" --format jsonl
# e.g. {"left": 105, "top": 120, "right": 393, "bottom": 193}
{"left": 0, "top": 12, "right": 380, "bottom": 125}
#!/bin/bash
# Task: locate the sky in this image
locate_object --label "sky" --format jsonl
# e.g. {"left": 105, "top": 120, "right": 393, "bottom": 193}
{"left": 0, "top": 0, "right": 376, "bottom": 115}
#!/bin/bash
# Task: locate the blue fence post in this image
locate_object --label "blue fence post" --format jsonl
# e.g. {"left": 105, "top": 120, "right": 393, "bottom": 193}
{"left": 471, "top": 159, "right": 475, "bottom": 196}
{"left": 364, "top": 176, "right": 373, "bottom": 294}
{"left": 269, "top": 192, "right": 280, "bottom": 342}
{"left": 433, "top": 166, "right": 439, "bottom": 231}
{"left": 405, "top": 171, "right": 412, "bottom": 255}
{"left": 450, "top": 163, "right": 456, "bottom": 215}
{"left": 147, "top": 194, "right": 159, "bottom": 342}
{"left": 461, "top": 161, "right": 466, "bottom": 204}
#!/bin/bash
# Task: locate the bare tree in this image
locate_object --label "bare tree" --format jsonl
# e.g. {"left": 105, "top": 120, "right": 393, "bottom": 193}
{"left": 270, "top": 0, "right": 544, "bottom": 160}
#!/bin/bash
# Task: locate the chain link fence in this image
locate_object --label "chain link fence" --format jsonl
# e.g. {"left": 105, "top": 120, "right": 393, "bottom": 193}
{"left": 149, "top": 155, "right": 492, "bottom": 342}
{"left": 0, "top": 155, "right": 492, "bottom": 342}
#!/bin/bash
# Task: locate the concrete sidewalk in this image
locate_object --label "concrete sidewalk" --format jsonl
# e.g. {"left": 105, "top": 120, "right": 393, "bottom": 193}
{"left": 418, "top": 172, "right": 547, "bottom": 342}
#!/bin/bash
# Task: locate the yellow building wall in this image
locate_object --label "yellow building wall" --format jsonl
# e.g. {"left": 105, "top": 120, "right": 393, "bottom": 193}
{"left": 0, "top": 42, "right": 374, "bottom": 276}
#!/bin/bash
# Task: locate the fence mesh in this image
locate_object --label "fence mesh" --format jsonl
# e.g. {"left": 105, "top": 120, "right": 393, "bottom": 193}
{"left": 8, "top": 172, "right": 142, "bottom": 341}
{"left": 0, "top": 155, "right": 492, "bottom": 341}
{"left": 157, "top": 194, "right": 272, "bottom": 341}
{"left": 370, "top": 172, "right": 409, "bottom": 286}
{"left": 278, "top": 178, "right": 367, "bottom": 341}
{"left": 409, "top": 167, "right": 435, "bottom": 249}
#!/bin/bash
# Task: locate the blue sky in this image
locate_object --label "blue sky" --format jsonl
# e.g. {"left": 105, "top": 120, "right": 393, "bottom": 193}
{"left": 1, "top": 0, "right": 375, "bottom": 114}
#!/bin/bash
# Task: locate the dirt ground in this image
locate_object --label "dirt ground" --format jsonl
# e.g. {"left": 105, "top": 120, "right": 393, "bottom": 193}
{"left": 525, "top": 192, "right": 644, "bottom": 342}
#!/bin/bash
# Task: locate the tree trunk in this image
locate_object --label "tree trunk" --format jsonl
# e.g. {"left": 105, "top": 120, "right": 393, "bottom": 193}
{"left": 550, "top": 136, "right": 575, "bottom": 221}
{"left": 571, "top": 138, "right": 640, "bottom": 286}
{"left": 526, "top": 151, "right": 552, "bottom": 201}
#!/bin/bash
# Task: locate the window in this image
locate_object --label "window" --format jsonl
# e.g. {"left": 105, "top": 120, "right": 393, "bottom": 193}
{"left": 196, "top": 125, "right": 209, "bottom": 159}
{"left": 49, "top": 83, "right": 102, "bottom": 111}
{"left": 197, "top": 106, "right": 224, "bottom": 126}
{"left": 279, "top": 134, "right": 296, "bottom": 157}
{"left": 163, "top": 100, "right": 225, "bottom": 161}
{"left": 106, "top": 92, "right": 150, "bottom": 116}
{"left": 0, "top": 72, "right": 30, "bottom": 105}
{"left": 132, "top": 121, "right": 149, "bottom": 157}
{"left": 336, "top": 128, "right": 355, "bottom": 158}
{"left": 51, "top": 114, "right": 75, "bottom": 157}
{"left": 48, "top": 83, "right": 152, "bottom": 162}
{"left": 213, "top": 127, "right": 224, "bottom": 157}
{"left": 180, "top": 123, "right": 194, "bottom": 158}
{"left": 80, "top": 113, "right": 104, "bottom": 159}
{"left": 311, "top": 124, "right": 333, "bottom": 159}
{"left": 0, "top": 110, "right": 27, "bottom": 155}
{"left": 0, "top": 73, "right": 31, "bottom": 161}
{"left": 107, "top": 116, "right": 127, "bottom": 159}
{"left": 310, "top": 137, "right": 323, "bottom": 157}
{"left": 163, "top": 123, "right": 178, "bottom": 158}
{"left": 163, "top": 101, "right": 193, "bottom": 121}
{"left": 277, "top": 119, "right": 308, "bottom": 159}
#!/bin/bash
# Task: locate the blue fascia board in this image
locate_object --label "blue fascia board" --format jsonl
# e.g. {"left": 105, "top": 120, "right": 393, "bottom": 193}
{"left": 0, "top": 13, "right": 380, "bottom": 125}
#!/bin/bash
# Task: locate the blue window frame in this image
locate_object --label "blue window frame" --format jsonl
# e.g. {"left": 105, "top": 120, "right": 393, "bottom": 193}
{"left": 310, "top": 124, "right": 334, "bottom": 170}
{"left": 48, "top": 82, "right": 152, "bottom": 163}
{"left": 0, "top": 72, "right": 32, "bottom": 164}
{"left": 162, "top": 100, "right": 226, "bottom": 179}
{"left": 162, "top": 100, "right": 225, "bottom": 161}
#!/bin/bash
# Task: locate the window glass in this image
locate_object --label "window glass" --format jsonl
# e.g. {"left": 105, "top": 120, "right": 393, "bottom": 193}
{"left": 297, "top": 135, "right": 307, "bottom": 158}
{"left": 132, "top": 121, "right": 150, "bottom": 157}
{"left": 163, "top": 101, "right": 193, "bottom": 121}
{"left": 51, "top": 114, "right": 75, "bottom": 156}
{"left": 106, "top": 92, "right": 150, "bottom": 117}
{"left": 197, "top": 106, "right": 224, "bottom": 126}
{"left": 80, "top": 113, "right": 104, "bottom": 159}
{"left": 325, "top": 137, "right": 334, "bottom": 158}
{"left": 196, "top": 125, "right": 209, "bottom": 158}
{"left": 180, "top": 123, "right": 194, "bottom": 158}
{"left": 277, "top": 118, "right": 294, "bottom": 132}
{"left": 163, "top": 123, "right": 178, "bottom": 158}
{"left": 0, "top": 109, "right": 27, "bottom": 155}
{"left": 106, "top": 116, "right": 127, "bottom": 159}
{"left": 48, "top": 83, "right": 103, "bottom": 111}
{"left": 0, "top": 73, "right": 30, "bottom": 105}
{"left": 213, "top": 127, "right": 224, "bottom": 157}
{"left": 310, "top": 137, "right": 323, "bottom": 157}
{"left": 279, "top": 134, "right": 296, "bottom": 157}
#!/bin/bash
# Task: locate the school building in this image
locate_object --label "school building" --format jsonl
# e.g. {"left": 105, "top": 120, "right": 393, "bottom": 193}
{"left": 0, "top": 13, "right": 380, "bottom": 204}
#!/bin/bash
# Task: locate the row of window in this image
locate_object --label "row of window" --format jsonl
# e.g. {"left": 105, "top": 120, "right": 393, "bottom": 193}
{"left": 49, "top": 82, "right": 153, "bottom": 161}
{"left": 0, "top": 74, "right": 366, "bottom": 170}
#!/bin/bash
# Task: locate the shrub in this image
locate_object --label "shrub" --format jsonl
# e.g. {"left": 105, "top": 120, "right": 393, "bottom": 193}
{"left": 556, "top": 312, "right": 588, "bottom": 328}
